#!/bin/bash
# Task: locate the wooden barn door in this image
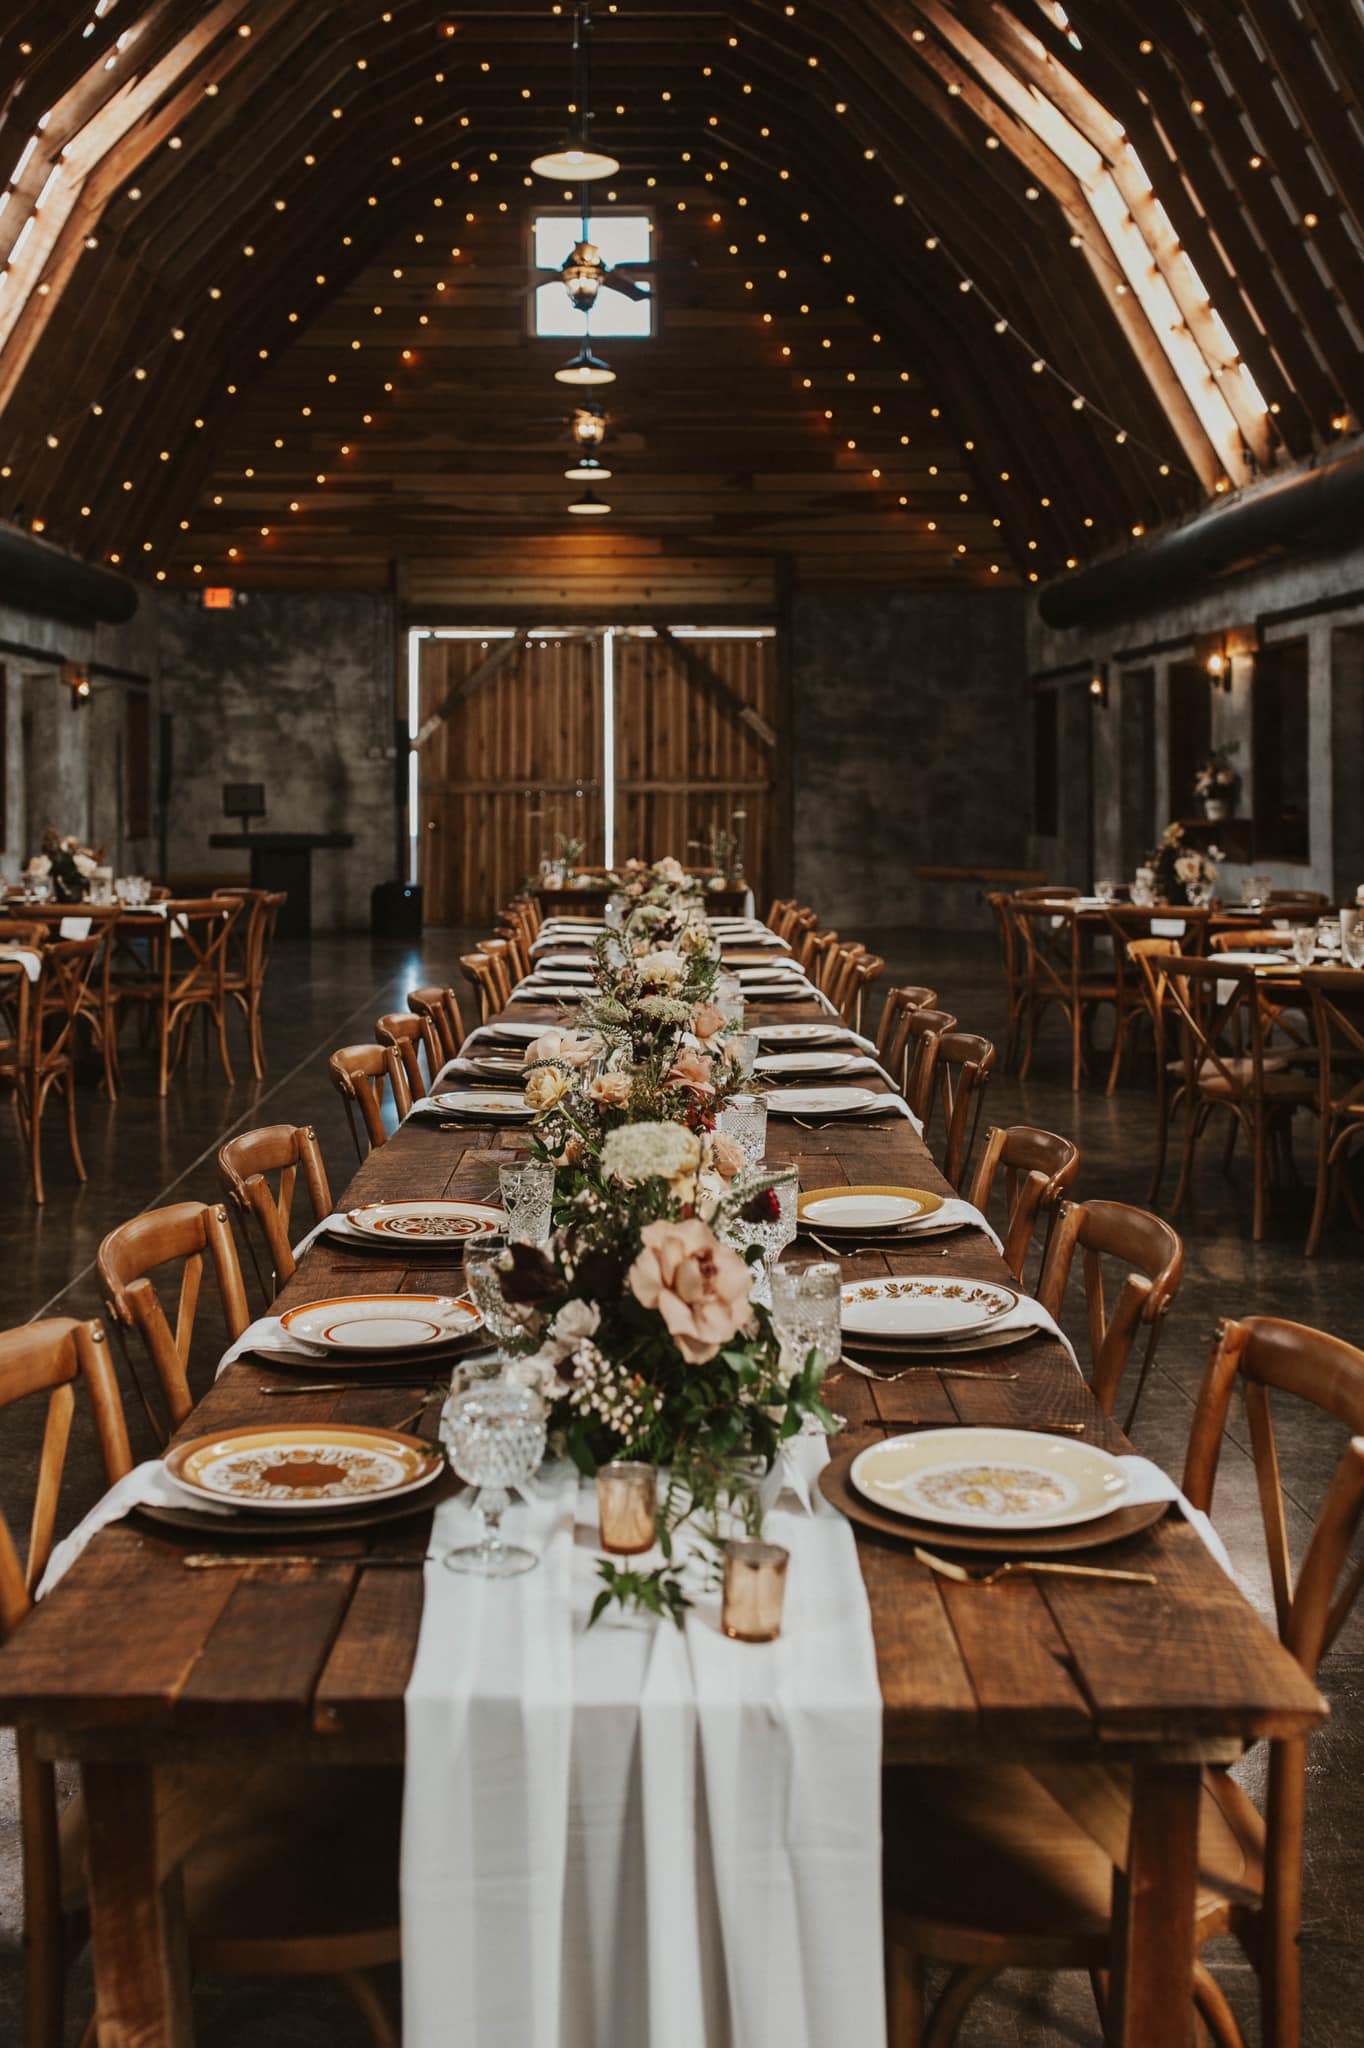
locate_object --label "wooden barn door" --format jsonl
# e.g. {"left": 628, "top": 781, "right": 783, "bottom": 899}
{"left": 613, "top": 631, "right": 778, "bottom": 903}
{"left": 416, "top": 631, "right": 603, "bottom": 926}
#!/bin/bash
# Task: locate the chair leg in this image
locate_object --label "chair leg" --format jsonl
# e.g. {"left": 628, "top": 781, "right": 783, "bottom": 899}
{"left": 1070, "top": 1001, "right": 1084, "bottom": 1092}
{"left": 26, "top": 1084, "right": 43, "bottom": 1206}
{"left": 924, "top": 1964, "right": 997, "bottom": 2046}
{"left": 214, "top": 1000, "right": 235, "bottom": 1086}
{"left": 63, "top": 1072, "right": 86, "bottom": 1184}
{"left": 1192, "top": 1961, "right": 1245, "bottom": 2048}
{"left": 1252, "top": 1105, "right": 1268, "bottom": 1242}
{"left": 337, "top": 1970, "right": 399, "bottom": 2048}
{"left": 885, "top": 1938, "right": 926, "bottom": 2046}
{"left": 248, "top": 989, "right": 266, "bottom": 1080}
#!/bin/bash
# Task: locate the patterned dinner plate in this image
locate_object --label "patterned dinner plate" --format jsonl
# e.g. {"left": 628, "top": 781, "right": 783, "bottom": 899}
{"left": 279, "top": 1293, "right": 482, "bottom": 1353}
{"left": 756, "top": 1023, "right": 845, "bottom": 1046}
{"left": 850, "top": 1428, "right": 1127, "bottom": 1532}
{"left": 755, "top": 1050, "right": 857, "bottom": 1077}
{"left": 799, "top": 1184, "right": 944, "bottom": 1231}
{"left": 763, "top": 1086, "right": 881, "bottom": 1117}
{"left": 426, "top": 1090, "right": 536, "bottom": 1120}
{"left": 343, "top": 1200, "right": 504, "bottom": 1246}
{"left": 164, "top": 1423, "right": 445, "bottom": 1515}
{"left": 840, "top": 1274, "right": 1019, "bottom": 1340}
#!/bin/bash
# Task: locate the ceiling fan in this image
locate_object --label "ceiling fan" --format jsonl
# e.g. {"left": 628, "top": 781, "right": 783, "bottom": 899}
{"left": 533, "top": 229, "right": 653, "bottom": 312}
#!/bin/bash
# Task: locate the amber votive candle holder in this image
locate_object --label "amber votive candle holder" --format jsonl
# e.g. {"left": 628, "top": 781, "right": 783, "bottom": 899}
{"left": 721, "top": 1540, "right": 790, "bottom": 1642}
{"left": 595, "top": 1462, "right": 658, "bottom": 1555}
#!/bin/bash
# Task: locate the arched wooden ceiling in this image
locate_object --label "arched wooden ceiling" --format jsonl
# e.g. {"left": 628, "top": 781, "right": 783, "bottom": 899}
{"left": 1, "top": 0, "right": 1361, "bottom": 598}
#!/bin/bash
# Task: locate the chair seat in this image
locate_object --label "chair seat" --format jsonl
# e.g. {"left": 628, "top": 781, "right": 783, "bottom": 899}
{"left": 883, "top": 1760, "right": 1263, "bottom": 1962}
{"left": 62, "top": 1763, "right": 401, "bottom": 1973}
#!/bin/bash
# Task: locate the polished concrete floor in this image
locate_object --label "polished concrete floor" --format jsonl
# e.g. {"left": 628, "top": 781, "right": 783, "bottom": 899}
{"left": 0, "top": 925, "right": 1360, "bottom": 2045}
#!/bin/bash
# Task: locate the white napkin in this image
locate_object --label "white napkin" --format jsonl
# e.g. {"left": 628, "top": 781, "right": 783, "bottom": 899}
{"left": 514, "top": 981, "right": 585, "bottom": 1003}
{"left": 1150, "top": 916, "right": 1187, "bottom": 938}
{"left": 1116, "top": 1457, "right": 1232, "bottom": 1575}
{"left": 37, "top": 1460, "right": 231, "bottom": 1598}
{"left": 844, "top": 1295, "right": 1080, "bottom": 1372}
{"left": 58, "top": 915, "right": 92, "bottom": 939}
{"left": 215, "top": 1312, "right": 301, "bottom": 1377}
{"left": 767, "top": 1090, "right": 925, "bottom": 1136}
{"left": 0, "top": 945, "right": 42, "bottom": 982}
{"left": 407, "top": 1094, "right": 534, "bottom": 1124}
{"left": 402, "top": 1452, "right": 885, "bottom": 2048}
{"left": 757, "top": 1052, "right": 899, "bottom": 1089}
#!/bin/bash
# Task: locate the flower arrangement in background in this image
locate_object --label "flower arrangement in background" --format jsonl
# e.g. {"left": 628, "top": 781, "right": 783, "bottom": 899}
{"left": 1146, "top": 822, "right": 1224, "bottom": 906}
{"left": 689, "top": 809, "right": 747, "bottom": 886}
{"left": 1193, "top": 746, "right": 1241, "bottom": 820}
{"left": 24, "top": 828, "right": 103, "bottom": 903}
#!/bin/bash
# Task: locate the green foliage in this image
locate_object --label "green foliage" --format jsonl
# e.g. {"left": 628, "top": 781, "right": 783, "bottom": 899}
{"left": 588, "top": 1558, "right": 692, "bottom": 1631}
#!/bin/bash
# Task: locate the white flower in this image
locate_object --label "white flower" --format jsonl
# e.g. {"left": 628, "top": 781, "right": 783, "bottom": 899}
{"left": 72, "top": 852, "right": 97, "bottom": 878}
{"left": 601, "top": 1119, "right": 702, "bottom": 1186}
{"left": 24, "top": 855, "right": 51, "bottom": 878}
{"left": 552, "top": 1299, "right": 601, "bottom": 1344}
{"left": 639, "top": 948, "right": 688, "bottom": 987}
{"left": 504, "top": 1351, "right": 564, "bottom": 1403}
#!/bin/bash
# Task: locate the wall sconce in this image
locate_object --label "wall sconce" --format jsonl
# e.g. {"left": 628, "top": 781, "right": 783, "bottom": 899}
{"left": 1087, "top": 666, "right": 1108, "bottom": 707}
{"left": 63, "top": 662, "right": 91, "bottom": 708}
{"left": 1195, "top": 624, "right": 1257, "bottom": 691}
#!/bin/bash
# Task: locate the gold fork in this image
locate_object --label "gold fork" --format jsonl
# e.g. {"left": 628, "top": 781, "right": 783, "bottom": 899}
{"left": 912, "top": 1545, "right": 1158, "bottom": 1588}
{"left": 840, "top": 1353, "right": 1019, "bottom": 1383}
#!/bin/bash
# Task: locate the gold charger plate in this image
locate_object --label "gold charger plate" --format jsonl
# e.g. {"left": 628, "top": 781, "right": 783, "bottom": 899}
{"left": 137, "top": 1465, "right": 459, "bottom": 1538}
{"left": 799, "top": 1184, "right": 944, "bottom": 1232}
{"left": 818, "top": 1443, "right": 1167, "bottom": 1555}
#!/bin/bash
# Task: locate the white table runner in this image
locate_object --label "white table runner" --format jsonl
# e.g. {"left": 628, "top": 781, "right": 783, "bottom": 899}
{"left": 402, "top": 1455, "right": 886, "bottom": 2048}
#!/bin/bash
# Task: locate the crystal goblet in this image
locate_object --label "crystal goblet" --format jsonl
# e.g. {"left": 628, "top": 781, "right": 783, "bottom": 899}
{"left": 440, "top": 1382, "right": 546, "bottom": 1577}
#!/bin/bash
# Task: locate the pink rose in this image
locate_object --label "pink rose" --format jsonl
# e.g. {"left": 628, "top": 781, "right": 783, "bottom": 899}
{"left": 710, "top": 1132, "right": 746, "bottom": 1181}
{"left": 627, "top": 1217, "right": 753, "bottom": 1364}
{"left": 588, "top": 1070, "right": 631, "bottom": 1107}
{"left": 667, "top": 1047, "right": 715, "bottom": 1097}
{"left": 692, "top": 1002, "right": 726, "bottom": 1044}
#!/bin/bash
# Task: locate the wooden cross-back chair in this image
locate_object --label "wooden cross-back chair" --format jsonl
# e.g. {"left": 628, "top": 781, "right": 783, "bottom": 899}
{"left": 883, "top": 1311, "right": 1357, "bottom": 2048}
{"left": 0, "top": 1308, "right": 406, "bottom": 2047}
{"left": 902, "top": 1008, "right": 958, "bottom": 1125}
{"left": 0, "top": 1315, "right": 133, "bottom": 2048}
{"left": 922, "top": 1030, "right": 995, "bottom": 1190}
{"left": 460, "top": 952, "right": 503, "bottom": 1024}
{"left": 837, "top": 951, "right": 884, "bottom": 1034}
{"left": 1162, "top": 957, "right": 1317, "bottom": 1241}
{"left": 1036, "top": 1197, "right": 1183, "bottom": 1427}
{"left": 217, "top": 1123, "right": 333, "bottom": 1302}
{"left": 765, "top": 897, "right": 795, "bottom": 936}
{"left": 376, "top": 1011, "right": 435, "bottom": 1101}
{"left": 876, "top": 988, "right": 940, "bottom": 1092}
{"left": 966, "top": 1123, "right": 1080, "bottom": 1287}
{"left": 1013, "top": 883, "right": 1081, "bottom": 900}
{"left": 478, "top": 938, "right": 516, "bottom": 1005}
{"left": 213, "top": 885, "right": 286, "bottom": 1078}
{"left": 1301, "top": 967, "right": 1364, "bottom": 1256}
{"left": 492, "top": 925, "right": 531, "bottom": 982}
{"left": 0, "top": 934, "right": 104, "bottom": 1204}
{"left": 0, "top": 919, "right": 46, "bottom": 946}
{"left": 96, "top": 1201, "right": 251, "bottom": 1438}
{"left": 801, "top": 928, "right": 843, "bottom": 987}
{"left": 1013, "top": 902, "right": 1119, "bottom": 1092}
{"left": 103, "top": 897, "right": 242, "bottom": 1096}
{"left": 408, "top": 984, "right": 467, "bottom": 1063}
{"left": 1099, "top": 905, "right": 1212, "bottom": 1095}
{"left": 328, "top": 1043, "right": 412, "bottom": 1160}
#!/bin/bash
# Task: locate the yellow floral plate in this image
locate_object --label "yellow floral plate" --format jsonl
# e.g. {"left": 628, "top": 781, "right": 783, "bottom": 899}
{"left": 164, "top": 1423, "right": 445, "bottom": 1515}
{"left": 799, "top": 1184, "right": 944, "bottom": 1232}
{"left": 344, "top": 1200, "right": 504, "bottom": 1245}
{"left": 850, "top": 1428, "right": 1127, "bottom": 1532}
{"left": 840, "top": 1274, "right": 1018, "bottom": 1341}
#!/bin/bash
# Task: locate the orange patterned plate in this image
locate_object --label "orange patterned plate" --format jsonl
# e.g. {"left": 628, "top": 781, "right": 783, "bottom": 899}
{"left": 164, "top": 1423, "right": 445, "bottom": 1514}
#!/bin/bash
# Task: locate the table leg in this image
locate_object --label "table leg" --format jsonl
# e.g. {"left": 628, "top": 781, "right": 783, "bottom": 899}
{"left": 1106, "top": 1762, "right": 1201, "bottom": 2048}
{"left": 84, "top": 1762, "right": 194, "bottom": 2048}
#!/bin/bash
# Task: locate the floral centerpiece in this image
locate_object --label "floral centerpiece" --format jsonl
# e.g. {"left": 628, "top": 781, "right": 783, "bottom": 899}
{"left": 24, "top": 828, "right": 103, "bottom": 903}
{"left": 483, "top": 1134, "right": 830, "bottom": 1534}
{"left": 1193, "top": 746, "right": 1240, "bottom": 821}
{"left": 1146, "top": 821, "right": 1224, "bottom": 906}
{"left": 519, "top": 920, "right": 749, "bottom": 1209}
{"left": 689, "top": 810, "right": 747, "bottom": 888}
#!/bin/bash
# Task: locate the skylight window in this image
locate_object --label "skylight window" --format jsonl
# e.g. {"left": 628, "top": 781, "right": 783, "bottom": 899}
{"left": 532, "top": 211, "right": 653, "bottom": 338}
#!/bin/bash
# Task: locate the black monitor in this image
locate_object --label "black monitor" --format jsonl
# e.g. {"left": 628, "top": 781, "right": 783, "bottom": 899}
{"left": 222, "top": 782, "right": 266, "bottom": 825}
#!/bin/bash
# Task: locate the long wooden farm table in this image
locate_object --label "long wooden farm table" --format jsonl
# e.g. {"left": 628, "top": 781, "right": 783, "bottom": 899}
{"left": 0, "top": 992, "right": 1324, "bottom": 2046}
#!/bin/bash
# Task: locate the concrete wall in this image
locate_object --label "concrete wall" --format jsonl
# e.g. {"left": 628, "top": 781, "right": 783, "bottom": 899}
{"left": 787, "top": 589, "right": 1029, "bottom": 928}
{"left": 1, "top": 597, "right": 160, "bottom": 884}
{"left": 157, "top": 590, "right": 399, "bottom": 932}
{"left": 1028, "top": 537, "right": 1364, "bottom": 901}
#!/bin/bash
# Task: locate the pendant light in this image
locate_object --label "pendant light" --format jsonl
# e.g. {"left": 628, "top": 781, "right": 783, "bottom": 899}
{"left": 530, "top": 5, "right": 619, "bottom": 183}
{"left": 564, "top": 452, "right": 613, "bottom": 484}
{"left": 571, "top": 403, "right": 607, "bottom": 447}
{"left": 554, "top": 340, "right": 616, "bottom": 385}
{"left": 567, "top": 487, "right": 611, "bottom": 515}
